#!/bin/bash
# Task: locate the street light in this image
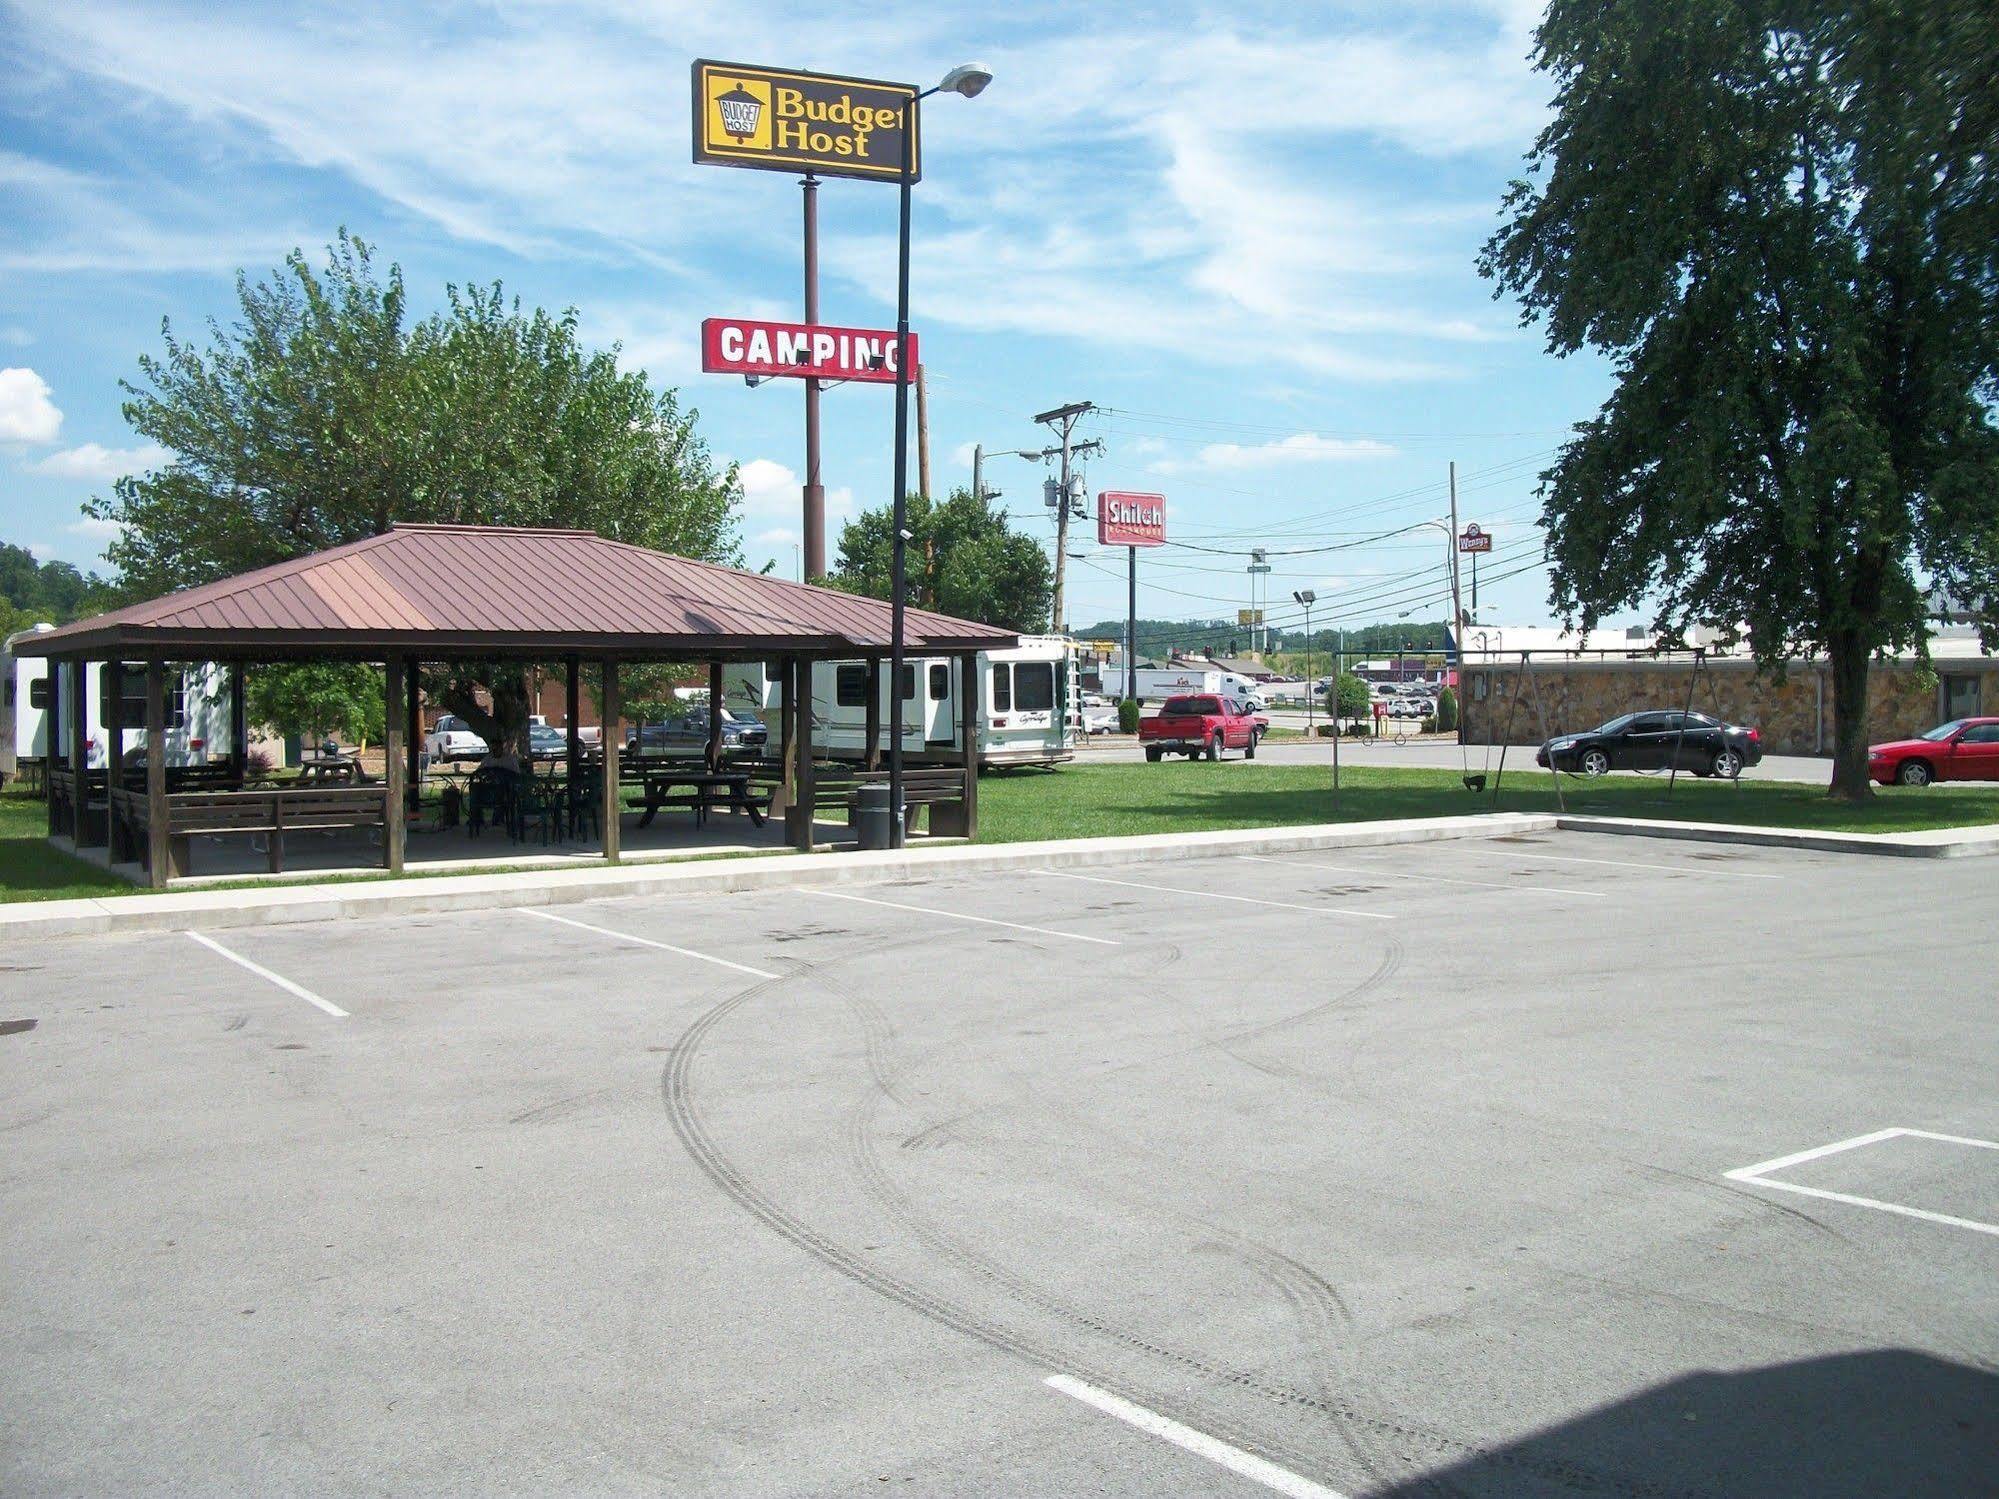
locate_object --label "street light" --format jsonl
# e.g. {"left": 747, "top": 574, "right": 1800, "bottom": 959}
{"left": 969, "top": 444, "right": 1044, "bottom": 506}
{"left": 889, "top": 62, "right": 991, "bottom": 850}
{"left": 1292, "top": 590, "right": 1316, "bottom": 731}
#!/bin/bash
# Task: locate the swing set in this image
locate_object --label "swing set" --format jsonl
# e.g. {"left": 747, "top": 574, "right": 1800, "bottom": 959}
{"left": 1463, "top": 647, "right": 1745, "bottom": 810}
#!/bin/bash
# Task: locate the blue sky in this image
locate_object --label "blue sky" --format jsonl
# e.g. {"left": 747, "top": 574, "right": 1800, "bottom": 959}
{"left": 0, "top": 0, "right": 1623, "bottom": 638}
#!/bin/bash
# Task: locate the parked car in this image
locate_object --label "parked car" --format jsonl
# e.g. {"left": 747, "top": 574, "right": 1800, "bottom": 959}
{"left": 1538, "top": 710, "right": 1762, "bottom": 778}
{"left": 424, "top": 714, "right": 488, "bottom": 761}
{"left": 1868, "top": 717, "right": 1999, "bottom": 786}
{"left": 527, "top": 724, "right": 568, "bottom": 761}
{"left": 1387, "top": 697, "right": 1435, "bottom": 720}
{"left": 1078, "top": 694, "right": 1119, "bottom": 736}
{"left": 626, "top": 704, "right": 769, "bottom": 757}
{"left": 1139, "top": 694, "right": 1260, "bottom": 761}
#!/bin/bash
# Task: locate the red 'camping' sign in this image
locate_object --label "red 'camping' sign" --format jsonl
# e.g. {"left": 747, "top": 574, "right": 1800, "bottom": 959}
{"left": 701, "top": 317, "right": 914, "bottom": 384}
{"left": 1098, "top": 491, "right": 1167, "bottom": 547}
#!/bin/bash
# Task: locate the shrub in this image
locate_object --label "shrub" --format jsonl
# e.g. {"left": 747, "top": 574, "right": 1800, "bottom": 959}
{"left": 1117, "top": 698, "right": 1141, "bottom": 734}
{"left": 1436, "top": 686, "right": 1459, "bottom": 733}
{"left": 1327, "top": 672, "right": 1371, "bottom": 719}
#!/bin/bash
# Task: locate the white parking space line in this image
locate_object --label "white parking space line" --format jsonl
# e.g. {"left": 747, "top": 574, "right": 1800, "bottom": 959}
{"left": 1724, "top": 1127, "right": 1999, "bottom": 1239}
{"left": 1040, "top": 869, "right": 1393, "bottom": 920}
{"left": 516, "top": 908, "right": 779, "bottom": 980}
{"left": 1462, "top": 847, "right": 1783, "bottom": 880}
{"left": 801, "top": 888, "right": 1119, "bottom": 945}
{"left": 1237, "top": 854, "right": 1605, "bottom": 898}
{"left": 185, "top": 931, "right": 347, "bottom": 1017}
{"left": 1045, "top": 1375, "right": 1349, "bottom": 1499}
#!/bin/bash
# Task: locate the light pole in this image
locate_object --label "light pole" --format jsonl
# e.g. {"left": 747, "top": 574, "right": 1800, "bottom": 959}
{"left": 1292, "top": 590, "right": 1315, "bottom": 732}
{"left": 889, "top": 61, "right": 990, "bottom": 850}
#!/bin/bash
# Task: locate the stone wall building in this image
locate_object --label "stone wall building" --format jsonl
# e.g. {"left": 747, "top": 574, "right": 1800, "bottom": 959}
{"left": 1458, "top": 648, "right": 1997, "bottom": 754}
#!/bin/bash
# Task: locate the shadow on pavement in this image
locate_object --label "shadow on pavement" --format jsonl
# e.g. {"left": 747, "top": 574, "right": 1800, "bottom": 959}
{"left": 1373, "top": 1349, "right": 1996, "bottom": 1498}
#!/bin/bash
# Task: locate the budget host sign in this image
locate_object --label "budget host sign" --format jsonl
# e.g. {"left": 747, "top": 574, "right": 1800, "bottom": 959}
{"left": 691, "top": 60, "right": 919, "bottom": 183}
{"left": 1098, "top": 491, "right": 1167, "bottom": 548}
{"left": 702, "top": 318, "right": 915, "bottom": 384}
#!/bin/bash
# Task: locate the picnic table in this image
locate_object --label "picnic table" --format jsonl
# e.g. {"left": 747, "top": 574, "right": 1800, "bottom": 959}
{"left": 296, "top": 752, "right": 369, "bottom": 785}
{"left": 626, "top": 764, "right": 767, "bottom": 828}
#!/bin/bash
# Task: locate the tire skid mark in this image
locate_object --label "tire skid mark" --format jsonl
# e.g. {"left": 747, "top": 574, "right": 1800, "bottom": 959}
{"left": 662, "top": 959, "right": 1697, "bottom": 1499}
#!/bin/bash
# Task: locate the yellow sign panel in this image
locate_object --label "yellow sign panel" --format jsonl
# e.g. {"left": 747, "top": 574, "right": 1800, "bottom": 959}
{"left": 692, "top": 59, "right": 919, "bottom": 183}
{"left": 1237, "top": 609, "right": 1264, "bottom": 626}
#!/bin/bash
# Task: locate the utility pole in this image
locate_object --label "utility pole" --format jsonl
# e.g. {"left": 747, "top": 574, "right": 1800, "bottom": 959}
{"left": 1031, "top": 401, "right": 1101, "bottom": 634}
{"left": 916, "top": 364, "right": 932, "bottom": 505}
{"left": 1447, "top": 460, "right": 1465, "bottom": 688}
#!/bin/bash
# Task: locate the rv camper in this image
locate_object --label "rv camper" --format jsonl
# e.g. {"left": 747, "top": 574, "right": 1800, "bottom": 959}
{"left": 3, "top": 633, "right": 235, "bottom": 778}
{"left": 723, "top": 635, "right": 1081, "bottom": 768}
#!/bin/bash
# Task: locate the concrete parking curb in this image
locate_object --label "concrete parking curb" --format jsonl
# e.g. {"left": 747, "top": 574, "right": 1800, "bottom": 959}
{"left": 1556, "top": 814, "right": 1999, "bottom": 859}
{"left": 0, "top": 812, "right": 1558, "bottom": 942}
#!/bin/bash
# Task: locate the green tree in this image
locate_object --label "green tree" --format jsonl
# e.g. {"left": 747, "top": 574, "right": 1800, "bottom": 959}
{"left": 1329, "top": 672, "right": 1371, "bottom": 719}
{"left": 1481, "top": 2, "right": 1999, "bottom": 799}
{"left": 88, "top": 231, "right": 742, "bottom": 755}
{"left": 0, "top": 542, "right": 121, "bottom": 639}
{"left": 830, "top": 486, "right": 1051, "bottom": 633}
{"left": 246, "top": 663, "right": 385, "bottom": 750}
{"left": 1435, "top": 685, "right": 1459, "bottom": 734}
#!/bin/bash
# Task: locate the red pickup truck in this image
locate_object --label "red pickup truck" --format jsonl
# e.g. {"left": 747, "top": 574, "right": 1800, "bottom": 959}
{"left": 1140, "top": 694, "right": 1261, "bottom": 762}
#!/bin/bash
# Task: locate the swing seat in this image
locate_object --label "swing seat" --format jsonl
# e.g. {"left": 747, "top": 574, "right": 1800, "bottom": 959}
{"left": 1462, "top": 774, "right": 1487, "bottom": 793}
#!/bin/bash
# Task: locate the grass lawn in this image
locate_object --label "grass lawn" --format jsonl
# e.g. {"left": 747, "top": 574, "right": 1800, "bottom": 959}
{"left": 972, "top": 761, "right": 1999, "bottom": 843}
{"left": 0, "top": 792, "right": 135, "bottom": 902}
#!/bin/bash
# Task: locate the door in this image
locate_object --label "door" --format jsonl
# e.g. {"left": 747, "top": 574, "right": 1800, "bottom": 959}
{"left": 1946, "top": 722, "right": 1999, "bottom": 781}
{"left": 1619, "top": 713, "right": 1674, "bottom": 770}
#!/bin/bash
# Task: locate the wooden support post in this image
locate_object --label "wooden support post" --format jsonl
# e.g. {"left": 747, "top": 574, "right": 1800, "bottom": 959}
{"left": 383, "top": 655, "right": 406, "bottom": 873}
{"left": 230, "top": 661, "right": 249, "bottom": 772}
{"left": 706, "top": 660, "right": 724, "bottom": 772}
{"left": 864, "top": 657, "right": 881, "bottom": 771}
{"left": 45, "top": 654, "right": 61, "bottom": 837}
{"left": 105, "top": 660, "right": 126, "bottom": 860}
{"left": 404, "top": 659, "right": 421, "bottom": 809}
{"left": 789, "top": 657, "right": 815, "bottom": 851}
{"left": 600, "top": 660, "right": 621, "bottom": 862}
{"left": 145, "top": 662, "right": 169, "bottom": 888}
{"left": 68, "top": 658, "right": 89, "bottom": 847}
{"left": 958, "top": 650, "right": 979, "bottom": 839}
{"left": 565, "top": 655, "right": 581, "bottom": 776}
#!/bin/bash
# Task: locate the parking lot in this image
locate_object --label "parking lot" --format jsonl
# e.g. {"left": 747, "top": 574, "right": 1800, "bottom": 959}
{"left": 3, "top": 831, "right": 1994, "bottom": 1497}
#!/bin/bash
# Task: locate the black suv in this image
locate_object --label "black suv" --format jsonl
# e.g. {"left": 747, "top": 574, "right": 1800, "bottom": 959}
{"left": 625, "top": 705, "right": 769, "bottom": 757}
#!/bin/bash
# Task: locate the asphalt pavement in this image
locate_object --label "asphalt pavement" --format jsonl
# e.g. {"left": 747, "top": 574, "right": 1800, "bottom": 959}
{"left": 3, "top": 831, "right": 1992, "bottom": 1495}
{"left": 1078, "top": 730, "right": 1836, "bottom": 784}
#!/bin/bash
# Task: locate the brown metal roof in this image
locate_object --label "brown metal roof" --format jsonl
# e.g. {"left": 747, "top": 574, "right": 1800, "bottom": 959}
{"left": 22, "top": 525, "right": 1021, "bottom": 660}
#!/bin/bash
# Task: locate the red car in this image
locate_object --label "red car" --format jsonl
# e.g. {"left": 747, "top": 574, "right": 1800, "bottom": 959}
{"left": 1868, "top": 717, "right": 1999, "bottom": 786}
{"left": 1139, "top": 694, "right": 1261, "bottom": 761}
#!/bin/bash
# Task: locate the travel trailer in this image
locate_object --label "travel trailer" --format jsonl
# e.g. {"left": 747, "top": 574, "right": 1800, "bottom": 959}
{"left": 3, "top": 630, "right": 235, "bottom": 777}
{"left": 722, "top": 635, "right": 1081, "bottom": 768}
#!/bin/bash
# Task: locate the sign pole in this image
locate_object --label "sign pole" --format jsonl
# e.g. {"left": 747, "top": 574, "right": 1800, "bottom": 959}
{"left": 802, "top": 173, "right": 825, "bottom": 582}
{"left": 1125, "top": 544, "right": 1137, "bottom": 702}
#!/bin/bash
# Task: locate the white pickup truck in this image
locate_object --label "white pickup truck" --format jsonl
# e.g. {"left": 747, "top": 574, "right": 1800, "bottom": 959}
{"left": 423, "top": 714, "right": 488, "bottom": 761}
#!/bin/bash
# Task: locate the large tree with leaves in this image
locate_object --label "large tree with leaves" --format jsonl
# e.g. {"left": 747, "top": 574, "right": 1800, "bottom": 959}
{"left": 1481, "top": 1, "right": 1999, "bottom": 798}
{"left": 88, "top": 232, "right": 741, "bottom": 752}
{"left": 830, "top": 486, "right": 1052, "bottom": 633}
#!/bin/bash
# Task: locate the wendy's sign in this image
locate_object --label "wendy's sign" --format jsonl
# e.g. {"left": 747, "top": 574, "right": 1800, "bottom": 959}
{"left": 701, "top": 318, "right": 916, "bottom": 384}
{"left": 1098, "top": 491, "right": 1167, "bottom": 547}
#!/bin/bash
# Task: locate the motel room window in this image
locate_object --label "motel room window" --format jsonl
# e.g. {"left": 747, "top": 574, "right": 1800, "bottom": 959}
{"left": 1014, "top": 662, "right": 1055, "bottom": 712}
{"left": 834, "top": 664, "right": 868, "bottom": 708}
{"left": 1472, "top": 672, "right": 1488, "bottom": 701}
{"left": 991, "top": 664, "right": 1012, "bottom": 712}
{"left": 928, "top": 663, "right": 950, "bottom": 700}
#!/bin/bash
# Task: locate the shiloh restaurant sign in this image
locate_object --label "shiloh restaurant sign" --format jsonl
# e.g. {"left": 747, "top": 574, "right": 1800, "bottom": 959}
{"left": 701, "top": 318, "right": 916, "bottom": 384}
{"left": 691, "top": 60, "right": 919, "bottom": 183}
{"left": 1098, "top": 491, "right": 1167, "bottom": 548}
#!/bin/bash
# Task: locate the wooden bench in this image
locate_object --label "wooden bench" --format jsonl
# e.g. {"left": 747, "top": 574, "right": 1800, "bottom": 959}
{"left": 121, "top": 787, "right": 389, "bottom": 876}
{"left": 850, "top": 768, "right": 971, "bottom": 835}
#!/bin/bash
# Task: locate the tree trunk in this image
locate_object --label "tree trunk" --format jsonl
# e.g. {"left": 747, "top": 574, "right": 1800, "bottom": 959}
{"left": 1826, "top": 633, "right": 1874, "bottom": 802}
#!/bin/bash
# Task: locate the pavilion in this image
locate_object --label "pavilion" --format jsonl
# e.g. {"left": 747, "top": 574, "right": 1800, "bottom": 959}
{"left": 19, "top": 523, "right": 1018, "bottom": 888}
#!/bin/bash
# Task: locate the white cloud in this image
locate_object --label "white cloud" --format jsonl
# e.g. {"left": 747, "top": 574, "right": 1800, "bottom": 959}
{"left": 1152, "top": 433, "right": 1398, "bottom": 474}
{"left": 735, "top": 458, "right": 799, "bottom": 513}
{"left": 0, "top": 367, "right": 63, "bottom": 443}
{"left": 30, "top": 441, "right": 169, "bottom": 481}
{"left": 67, "top": 515, "right": 123, "bottom": 540}
{"left": 0, "top": 327, "right": 31, "bottom": 347}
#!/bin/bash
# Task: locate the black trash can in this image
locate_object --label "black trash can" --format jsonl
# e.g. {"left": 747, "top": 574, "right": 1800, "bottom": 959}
{"left": 855, "top": 782, "right": 898, "bottom": 850}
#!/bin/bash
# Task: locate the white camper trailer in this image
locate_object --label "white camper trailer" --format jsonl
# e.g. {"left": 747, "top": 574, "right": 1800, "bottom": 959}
{"left": 723, "top": 635, "right": 1080, "bottom": 768}
{"left": 3, "top": 635, "right": 235, "bottom": 777}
